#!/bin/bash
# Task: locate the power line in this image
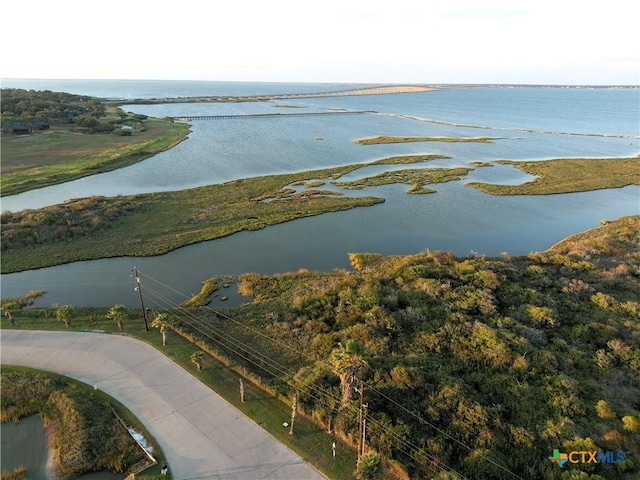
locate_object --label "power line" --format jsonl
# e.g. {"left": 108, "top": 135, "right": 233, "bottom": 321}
{"left": 139, "top": 281, "right": 464, "bottom": 477}
{"left": 138, "top": 269, "right": 520, "bottom": 478}
{"left": 141, "top": 282, "right": 465, "bottom": 477}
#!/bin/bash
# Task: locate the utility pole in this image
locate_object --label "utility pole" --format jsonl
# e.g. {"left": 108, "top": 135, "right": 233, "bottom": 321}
{"left": 358, "top": 381, "right": 365, "bottom": 461}
{"left": 362, "top": 406, "right": 368, "bottom": 456}
{"left": 239, "top": 378, "right": 245, "bottom": 403}
{"left": 290, "top": 391, "right": 298, "bottom": 436}
{"left": 133, "top": 267, "right": 149, "bottom": 331}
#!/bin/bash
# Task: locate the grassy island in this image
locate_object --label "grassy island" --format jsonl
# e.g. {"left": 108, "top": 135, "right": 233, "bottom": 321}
{"left": 0, "top": 164, "right": 385, "bottom": 273}
{"left": 468, "top": 157, "right": 640, "bottom": 195}
{"left": 334, "top": 167, "right": 473, "bottom": 194}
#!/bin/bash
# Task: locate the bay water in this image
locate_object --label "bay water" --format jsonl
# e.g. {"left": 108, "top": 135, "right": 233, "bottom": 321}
{"left": 1, "top": 81, "right": 638, "bottom": 308}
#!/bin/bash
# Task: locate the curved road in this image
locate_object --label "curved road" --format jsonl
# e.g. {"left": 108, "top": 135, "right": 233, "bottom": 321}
{"left": 0, "top": 330, "right": 325, "bottom": 480}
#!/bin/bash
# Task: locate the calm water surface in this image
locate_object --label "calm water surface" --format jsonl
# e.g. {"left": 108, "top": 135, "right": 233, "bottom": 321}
{"left": 1, "top": 82, "right": 638, "bottom": 307}
{"left": 0, "top": 415, "right": 123, "bottom": 480}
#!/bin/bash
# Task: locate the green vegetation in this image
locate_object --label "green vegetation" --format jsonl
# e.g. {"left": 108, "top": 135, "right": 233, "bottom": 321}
{"left": 354, "top": 135, "right": 496, "bottom": 145}
{"left": 1, "top": 88, "right": 95, "bottom": 127}
{"left": 0, "top": 307, "right": 358, "bottom": 480}
{"left": 369, "top": 154, "right": 452, "bottom": 164}
{"left": 1, "top": 88, "right": 190, "bottom": 196}
{"left": 181, "top": 215, "right": 639, "bottom": 479}
{"left": 0, "top": 465, "right": 27, "bottom": 480}
{"left": 3, "top": 216, "right": 639, "bottom": 479}
{"left": 334, "top": 167, "right": 473, "bottom": 194}
{"left": 468, "top": 157, "right": 640, "bottom": 195}
{"left": 0, "top": 367, "right": 161, "bottom": 478}
{"left": 0, "top": 163, "right": 388, "bottom": 273}
{"left": 181, "top": 277, "right": 221, "bottom": 307}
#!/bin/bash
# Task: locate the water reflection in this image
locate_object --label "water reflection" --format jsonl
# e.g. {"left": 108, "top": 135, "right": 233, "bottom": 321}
{"left": 3, "top": 183, "right": 638, "bottom": 309}
{"left": 0, "top": 415, "right": 123, "bottom": 480}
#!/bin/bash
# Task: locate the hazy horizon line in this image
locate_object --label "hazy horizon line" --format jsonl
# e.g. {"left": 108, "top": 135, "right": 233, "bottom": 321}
{"left": 2, "top": 77, "right": 639, "bottom": 88}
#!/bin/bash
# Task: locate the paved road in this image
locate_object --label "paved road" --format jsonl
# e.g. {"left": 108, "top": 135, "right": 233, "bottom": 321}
{"left": 0, "top": 330, "right": 325, "bottom": 480}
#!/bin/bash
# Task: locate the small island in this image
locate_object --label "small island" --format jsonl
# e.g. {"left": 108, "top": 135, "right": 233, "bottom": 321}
{"left": 467, "top": 157, "right": 640, "bottom": 195}
{"left": 354, "top": 135, "right": 497, "bottom": 145}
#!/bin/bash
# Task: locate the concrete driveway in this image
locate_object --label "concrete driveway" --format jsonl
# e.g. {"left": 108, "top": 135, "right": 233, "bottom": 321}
{"left": 0, "top": 330, "right": 325, "bottom": 480}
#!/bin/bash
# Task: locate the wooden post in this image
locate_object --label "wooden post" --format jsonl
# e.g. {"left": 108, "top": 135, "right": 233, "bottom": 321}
{"left": 239, "top": 378, "right": 245, "bottom": 403}
{"left": 133, "top": 267, "right": 149, "bottom": 331}
{"left": 358, "top": 381, "right": 364, "bottom": 461}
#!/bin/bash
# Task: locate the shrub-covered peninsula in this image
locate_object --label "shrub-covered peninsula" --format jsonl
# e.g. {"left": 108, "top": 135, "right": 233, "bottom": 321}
{"left": 3, "top": 216, "right": 638, "bottom": 480}
{"left": 183, "top": 215, "right": 640, "bottom": 479}
{"left": 1, "top": 88, "right": 190, "bottom": 196}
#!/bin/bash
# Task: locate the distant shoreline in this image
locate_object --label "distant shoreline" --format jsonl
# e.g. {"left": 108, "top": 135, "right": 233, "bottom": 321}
{"left": 120, "top": 85, "right": 438, "bottom": 105}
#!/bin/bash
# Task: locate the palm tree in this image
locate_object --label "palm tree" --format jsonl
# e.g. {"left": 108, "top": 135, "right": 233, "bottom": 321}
{"left": 106, "top": 304, "right": 128, "bottom": 331}
{"left": 151, "top": 313, "right": 174, "bottom": 346}
{"left": 56, "top": 305, "right": 74, "bottom": 328}
{"left": 330, "top": 340, "right": 367, "bottom": 406}
{"left": 357, "top": 451, "right": 382, "bottom": 479}
{"left": 190, "top": 351, "right": 204, "bottom": 370}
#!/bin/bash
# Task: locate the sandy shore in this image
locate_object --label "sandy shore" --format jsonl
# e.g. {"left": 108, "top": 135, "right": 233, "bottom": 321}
{"left": 125, "top": 85, "right": 437, "bottom": 104}
{"left": 273, "top": 84, "right": 437, "bottom": 98}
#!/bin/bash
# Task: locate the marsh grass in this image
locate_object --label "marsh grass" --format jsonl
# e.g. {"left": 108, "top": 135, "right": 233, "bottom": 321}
{"left": 334, "top": 167, "right": 473, "bottom": 194}
{"left": 180, "top": 277, "right": 221, "bottom": 307}
{"left": 0, "top": 366, "right": 162, "bottom": 478}
{"left": 0, "top": 465, "right": 27, "bottom": 480}
{"left": 1, "top": 165, "right": 384, "bottom": 273}
{"left": 467, "top": 157, "right": 640, "bottom": 195}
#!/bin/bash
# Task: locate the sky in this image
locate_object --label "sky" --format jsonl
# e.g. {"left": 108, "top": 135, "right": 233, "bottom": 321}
{"left": 1, "top": 0, "right": 638, "bottom": 85}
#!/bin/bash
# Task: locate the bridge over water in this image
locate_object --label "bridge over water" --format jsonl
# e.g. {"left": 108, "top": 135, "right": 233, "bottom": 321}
{"left": 171, "top": 110, "right": 377, "bottom": 121}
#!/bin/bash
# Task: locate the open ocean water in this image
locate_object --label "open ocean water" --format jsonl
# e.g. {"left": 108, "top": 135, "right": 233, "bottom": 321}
{"left": 1, "top": 79, "right": 638, "bottom": 307}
